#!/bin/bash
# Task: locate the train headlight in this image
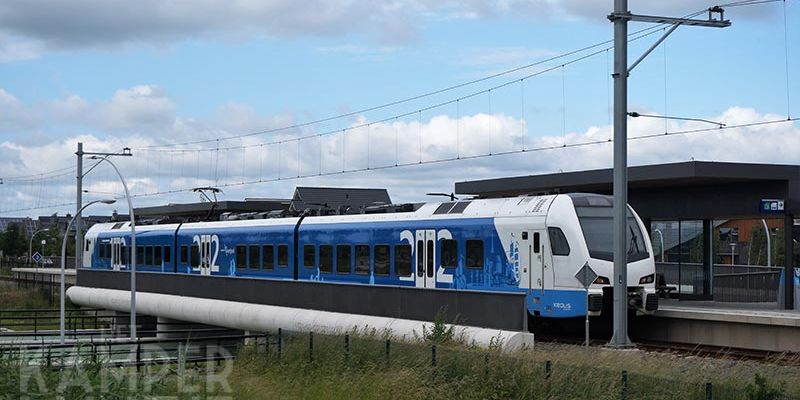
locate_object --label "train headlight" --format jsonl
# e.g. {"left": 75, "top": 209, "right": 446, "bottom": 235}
{"left": 594, "top": 276, "right": 610, "bottom": 285}
{"left": 639, "top": 274, "right": 655, "bottom": 284}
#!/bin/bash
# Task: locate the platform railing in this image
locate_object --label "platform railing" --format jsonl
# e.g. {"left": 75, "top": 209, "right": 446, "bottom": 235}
{"left": 656, "top": 262, "right": 783, "bottom": 303}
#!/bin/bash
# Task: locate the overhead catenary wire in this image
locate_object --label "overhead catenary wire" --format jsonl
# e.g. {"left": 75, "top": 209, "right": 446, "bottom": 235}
{"left": 134, "top": 28, "right": 665, "bottom": 158}
{"left": 1, "top": 0, "right": 785, "bottom": 182}
{"left": 782, "top": 0, "right": 791, "bottom": 118}
{"left": 134, "top": 25, "right": 678, "bottom": 151}
{"left": 5, "top": 116, "right": 790, "bottom": 215}
{"left": 1, "top": 0, "right": 791, "bottom": 214}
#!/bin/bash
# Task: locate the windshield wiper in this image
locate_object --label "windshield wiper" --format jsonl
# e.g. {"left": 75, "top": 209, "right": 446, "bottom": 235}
{"left": 628, "top": 225, "right": 641, "bottom": 255}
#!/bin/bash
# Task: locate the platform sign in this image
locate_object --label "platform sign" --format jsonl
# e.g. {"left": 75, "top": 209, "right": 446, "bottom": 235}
{"left": 575, "top": 262, "right": 597, "bottom": 349}
{"left": 31, "top": 252, "right": 42, "bottom": 263}
{"left": 759, "top": 199, "right": 785, "bottom": 214}
{"left": 575, "top": 262, "right": 598, "bottom": 289}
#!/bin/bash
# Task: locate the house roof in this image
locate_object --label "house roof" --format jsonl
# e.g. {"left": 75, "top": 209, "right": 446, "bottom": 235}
{"left": 290, "top": 186, "right": 392, "bottom": 213}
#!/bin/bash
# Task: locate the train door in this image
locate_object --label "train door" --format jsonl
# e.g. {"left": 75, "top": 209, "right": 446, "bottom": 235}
{"left": 519, "top": 232, "right": 531, "bottom": 291}
{"left": 110, "top": 237, "right": 126, "bottom": 271}
{"left": 529, "top": 230, "right": 552, "bottom": 293}
{"left": 415, "top": 229, "right": 436, "bottom": 288}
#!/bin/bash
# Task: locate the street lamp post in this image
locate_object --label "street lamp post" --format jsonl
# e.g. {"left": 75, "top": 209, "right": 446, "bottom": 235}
{"left": 60, "top": 199, "right": 116, "bottom": 344}
{"left": 29, "top": 228, "right": 49, "bottom": 266}
{"left": 90, "top": 156, "right": 137, "bottom": 340}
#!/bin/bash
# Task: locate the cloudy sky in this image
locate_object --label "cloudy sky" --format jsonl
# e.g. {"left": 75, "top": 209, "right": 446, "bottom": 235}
{"left": 0, "top": 0, "right": 797, "bottom": 217}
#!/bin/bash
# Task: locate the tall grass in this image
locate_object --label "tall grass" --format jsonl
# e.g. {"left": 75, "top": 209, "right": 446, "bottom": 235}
{"left": 0, "top": 281, "right": 80, "bottom": 332}
{"left": 1, "top": 330, "right": 798, "bottom": 399}
{"left": 223, "top": 332, "right": 800, "bottom": 400}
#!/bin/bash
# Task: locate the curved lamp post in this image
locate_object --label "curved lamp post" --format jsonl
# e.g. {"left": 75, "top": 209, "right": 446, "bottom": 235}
{"left": 29, "top": 228, "right": 49, "bottom": 266}
{"left": 653, "top": 228, "right": 664, "bottom": 262}
{"left": 761, "top": 219, "right": 771, "bottom": 268}
{"left": 61, "top": 198, "right": 116, "bottom": 344}
{"left": 90, "top": 156, "right": 137, "bottom": 340}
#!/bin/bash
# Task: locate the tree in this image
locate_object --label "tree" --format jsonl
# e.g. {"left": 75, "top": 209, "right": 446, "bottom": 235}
{"left": 0, "top": 223, "right": 29, "bottom": 257}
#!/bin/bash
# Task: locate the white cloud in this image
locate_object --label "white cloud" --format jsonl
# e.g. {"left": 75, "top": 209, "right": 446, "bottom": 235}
{"left": 1, "top": 98, "right": 797, "bottom": 217}
{"left": 47, "top": 85, "right": 183, "bottom": 134}
{"left": 0, "top": 88, "right": 37, "bottom": 130}
{"left": 0, "top": 33, "right": 44, "bottom": 62}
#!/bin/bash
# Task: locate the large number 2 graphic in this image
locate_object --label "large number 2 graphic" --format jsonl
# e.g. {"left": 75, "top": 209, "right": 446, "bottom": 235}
{"left": 192, "top": 234, "right": 220, "bottom": 275}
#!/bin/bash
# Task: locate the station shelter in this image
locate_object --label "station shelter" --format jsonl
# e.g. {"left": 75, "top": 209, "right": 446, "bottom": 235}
{"left": 455, "top": 161, "right": 800, "bottom": 309}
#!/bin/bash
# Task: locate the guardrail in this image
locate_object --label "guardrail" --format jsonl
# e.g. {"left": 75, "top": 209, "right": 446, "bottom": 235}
{"left": 0, "top": 308, "right": 241, "bottom": 341}
{"left": 0, "top": 332, "right": 259, "bottom": 370}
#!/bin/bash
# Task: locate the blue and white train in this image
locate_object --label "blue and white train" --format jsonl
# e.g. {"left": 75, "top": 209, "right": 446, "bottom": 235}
{"left": 83, "top": 193, "right": 658, "bottom": 319}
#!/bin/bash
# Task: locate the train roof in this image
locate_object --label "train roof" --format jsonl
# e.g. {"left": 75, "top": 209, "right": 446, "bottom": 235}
{"left": 87, "top": 193, "right": 612, "bottom": 235}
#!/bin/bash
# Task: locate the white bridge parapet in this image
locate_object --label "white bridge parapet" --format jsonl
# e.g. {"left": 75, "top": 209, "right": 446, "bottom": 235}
{"left": 67, "top": 286, "right": 534, "bottom": 352}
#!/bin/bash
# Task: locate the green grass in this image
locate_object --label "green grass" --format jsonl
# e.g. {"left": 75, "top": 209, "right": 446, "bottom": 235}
{"left": 220, "top": 334, "right": 800, "bottom": 400}
{"left": 1, "top": 329, "right": 799, "bottom": 399}
{"left": 0, "top": 282, "right": 81, "bottom": 332}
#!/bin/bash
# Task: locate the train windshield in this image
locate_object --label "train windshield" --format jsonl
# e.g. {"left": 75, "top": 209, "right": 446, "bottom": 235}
{"left": 575, "top": 206, "right": 649, "bottom": 263}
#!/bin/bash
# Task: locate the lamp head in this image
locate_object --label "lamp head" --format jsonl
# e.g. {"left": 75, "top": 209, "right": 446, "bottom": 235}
{"left": 99, "top": 199, "right": 117, "bottom": 205}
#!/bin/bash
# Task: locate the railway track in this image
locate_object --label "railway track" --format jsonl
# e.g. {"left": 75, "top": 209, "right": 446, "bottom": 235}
{"left": 536, "top": 335, "right": 800, "bottom": 365}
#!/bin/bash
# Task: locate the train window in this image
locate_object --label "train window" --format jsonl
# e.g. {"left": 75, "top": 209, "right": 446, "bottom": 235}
{"left": 145, "top": 246, "right": 154, "bottom": 266}
{"left": 236, "top": 245, "right": 247, "bottom": 269}
{"left": 98, "top": 243, "right": 105, "bottom": 259}
{"left": 263, "top": 245, "right": 275, "bottom": 270}
{"left": 249, "top": 245, "right": 261, "bottom": 270}
{"left": 137, "top": 246, "right": 145, "bottom": 267}
{"left": 533, "top": 233, "right": 540, "bottom": 253}
{"left": 416, "top": 240, "right": 424, "bottom": 277}
{"left": 163, "top": 246, "right": 171, "bottom": 264}
{"left": 154, "top": 246, "right": 162, "bottom": 266}
{"left": 304, "top": 245, "right": 316, "bottom": 268}
{"left": 336, "top": 245, "right": 351, "bottom": 274}
{"left": 180, "top": 245, "right": 188, "bottom": 264}
{"left": 434, "top": 202, "right": 456, "bottom": 214}
{"left": 449, "top": 201, "right": 471, "bottom": 214}
{"left": 395, "top": 244, "right": 412, "bottom": 277}
{"left": 440, "top": 239, "right": 458, "bottom": 268}
{"left": 277, "top": 245, "right": 289, "bottom": 267}
{"left": 85, "top": 239, "right": 91, "bottom": 252}
{"left": 190, "top": 244, "right": 200, "bottom": 267}
{"left": 319, "top": 245, "right": 333, "bottom": 273}
{"left": 426, "top": 241, "right": 434, "bottom": 278}
{"left": 466, "top": 240, "right": 484, "bottom": 269}
{"left": 374, "top": 245, "right": 390, "bottom": 276}
{"left": 122, "top": 245, "right": 128, "bottom": 265}
{"left": 548, "top": 227, "right": 571, "bottom": 256}
{"left": 355, "top": 245, "right": 370, "bottom": 275}
{"left": 575, "top": 206, "right": 649, "bottom": 262}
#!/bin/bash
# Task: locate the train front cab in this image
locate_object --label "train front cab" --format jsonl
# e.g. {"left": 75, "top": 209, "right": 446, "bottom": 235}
{"left": 522, "top": 193, "right": 658, "bottom": 319}
{"left": 568, "top": 193, "right": 658, "bottom": 317}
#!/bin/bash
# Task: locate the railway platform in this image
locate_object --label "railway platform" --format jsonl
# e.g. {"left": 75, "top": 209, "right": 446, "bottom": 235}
{"left": 634, "top": 299, "right": 800, "bottom": 352}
